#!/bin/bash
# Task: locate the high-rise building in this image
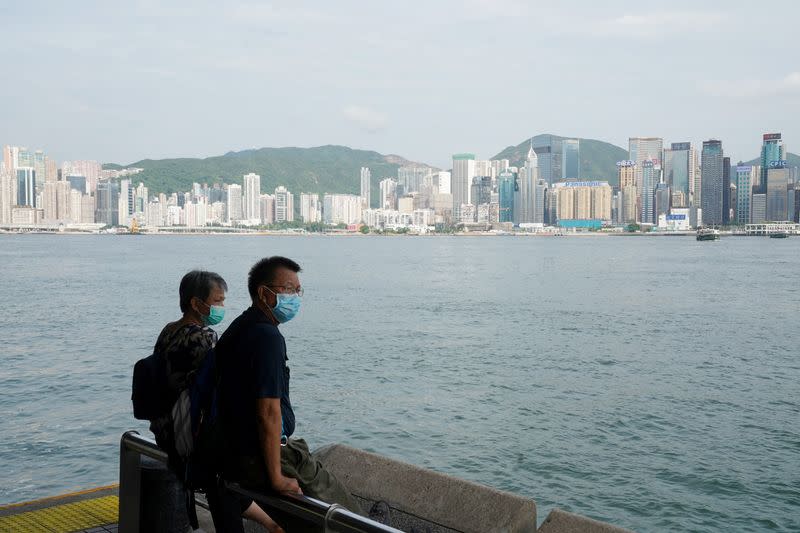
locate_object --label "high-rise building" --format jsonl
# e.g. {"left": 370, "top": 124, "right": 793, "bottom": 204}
{"left": 760, "top": 133, "right": 785, "bottom": 191}
{"left": 735, "top": 165, "right": 756, "bottom": 224}
{"left": 118, "top": 179, "right": 134, "bottom": 226}
{"left": 766, "top": 164, "right": 789, "bottom": 221}
{"left": 260, "top": 194, "right": 275, "bottom": 224}
{"left": 33, "top": 151, "right": 47, "bottom": 192}
{"left": 66, "top": 175, "right": 87, "bottom": 194}
{"left": 497, "top": 171, "right": 516, "bottom": 223}
{"left": 561, "top": 139, "right": 580, "bottom": 180}
{"left": 437, "top": 171, "right": 451, "bottom": 194}
{"left": 95, "top": 180, "right": 119, "bottom": 226}
{"left": 663, "top": 142, "right": 694, "bottom": 207}
{"left": 490, "top": 159, "right": 509, "bottom": 178}
{"left": 629, "top": 137, "right": 664, "bottom": 166}
{"left": 43, "top": 181, "right": 72, "bottom": 221}
{"left": 640, "top": 160, "right": 661, "bottom": 224}
{"left": 470, "top": 176, "right": 492, "bottom": 221}
{"left": 654, "top": 182, "right": 671, "bottom": 222}
{"left": 379, "top": 178, "right": 398, "bottom": 210}
{"left": 360, "top": 167, "right": 371, "bottom": 209}
{"left": 323, "top": 194, "right": 362, "bottom": 225}
{"left": 701, "top": 140, "right": 724, "bottom": 225}
{"left": 532, "top": 135, "right": 563, "bottom": 185}
{"left": 227, "top": 184, "right": 243, "bottom": 223}
{"left": 617, "top": 160, "right": 638, "bottom": 222}
{"left": 63, "top": 161, "right": 102, "bottom": 194}
{"left": 16, "top": 167, "right": 36, "bottom": 207}
{"left": 722, "top": 157, "right": 731, "bottom": 224}
{"left": 514, "top": 145, "right": 537, "bottom": 223}
{"left": 397, "top": 166, "right": 431, "bottom": 194}
{"left": 242, "top": 173, "right": 261, "bottom": 224}
{"left": 474, "top": 160, "right": 492, "bottom": 179}
{"left": 452, "top": 154, "right": 475, "bottom": 219}
{"left": 274, "top": 186, "right": 294, "bottom": 222}
{"left": 299, "top": 193, "right": 320, "bottom": 223}
{"left": 751, "top": 193, "right": 767, "bottom": 223}
{"left": 0, "top": 166, "right": 13, "bottom": 224}
{"left": 553, "top": 181, "right": 612, "bottom": 222}
{"left": 629, "top": 137, "right": 663, "bottom": 214}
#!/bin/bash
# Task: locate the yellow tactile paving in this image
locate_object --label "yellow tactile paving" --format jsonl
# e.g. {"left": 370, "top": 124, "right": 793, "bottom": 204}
{"left": 0, "top": 495, "right": 118, "bottom": 533}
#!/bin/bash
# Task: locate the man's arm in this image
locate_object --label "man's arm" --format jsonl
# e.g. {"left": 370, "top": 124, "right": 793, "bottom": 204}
{"left": 255, "top": 397, "right": 301, "bottom": 494}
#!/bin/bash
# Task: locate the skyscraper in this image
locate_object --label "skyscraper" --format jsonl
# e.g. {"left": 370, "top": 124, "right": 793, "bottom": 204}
{"left": 654, "top": 182, "right": 671, "bottom": 222}
{"left": 561, "top": 139, "right": 580, "bottom": 180}
{"left": 640, "top": 160, "right": 661, "bottom": 224}
{"left": 379, "top": 178, "right": 398, "bottom": 210}
{"left": 617, "top": 161, "right": 638, "bottom": 223}
{"left": 629, "top": 137, "right": 663, "bottom": 218}
{"left": 629, "top": 137, "right": 664, "bottom": 166}
{"left": 274, "top": 186, "right": 294, "bottom": 222}
{"left": 16, "top": 167, "right": 36, "bottom": 207}
{"left": 497, "top": 170, "right": 516, "bottom": 223}
{"left": 701, "top": 140, "right": 724, "bottom": 225}
{"left": 33, "top": 151, "right": 47, "bottom": 192}
{"left": 118, "top": 179, "right": 133, "bottom": 226}
{"left": 514, "top": 144, "right": 537, "bottom": 223}
{"left": 766, "top": 164, "right": 789, "bottom": 221}
{"left": 360, "top": 167, "right": 371, "bottom": 209}
{"left": 299, "top": 193, "right": 320, "bottom": 222}
{"left": 735, "top": 165, "right": 756, "bottom": 224}
{"left": 95, "top": 180, "right": 119, "bottom": 226}
{"left": 243, "top": 172, "right": 261, "bottom": 224}
{"left": 227, "top": 184, "right": 243, "bottom": 223}
{"left": 532, "top": 135, "right": 563, "bottom": 185}
{"left": 760, "top": 133, "right": 785, "bottom": 190}
{"left": 452, "top": 154, "right": 475, "bottom": 218}
{"left": 0, "top": 165, "right": 13, "bottom": 224}
{"left": 663, "top": 142, "right": 694, "bottom": 207}
{"left": 437, "top": 171, "right": 451, "bottom": 195}
{"left": 722, "top": 157, "right": 731, "bottom": 224}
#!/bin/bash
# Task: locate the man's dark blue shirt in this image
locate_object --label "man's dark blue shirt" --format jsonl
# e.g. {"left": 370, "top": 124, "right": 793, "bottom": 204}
{"left": 216, "top": 306, "right": 295, "bottom": 457}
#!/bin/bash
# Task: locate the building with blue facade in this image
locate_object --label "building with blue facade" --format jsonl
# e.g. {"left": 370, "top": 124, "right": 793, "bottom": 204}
{"left": 497, "top": 170, "right": 516, "bottom": 223}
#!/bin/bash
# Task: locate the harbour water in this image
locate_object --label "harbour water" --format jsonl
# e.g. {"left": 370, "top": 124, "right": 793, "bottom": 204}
{"left": 0, "top": 234, "right": 798, "bottom": 532}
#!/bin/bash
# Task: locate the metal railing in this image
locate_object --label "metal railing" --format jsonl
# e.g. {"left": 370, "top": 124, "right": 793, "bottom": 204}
{"left": 118, "top": 431, "right": 402, "bottom": 533}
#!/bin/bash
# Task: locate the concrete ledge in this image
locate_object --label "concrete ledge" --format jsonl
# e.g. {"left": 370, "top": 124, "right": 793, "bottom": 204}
{"left": 314, "top": 443, "right": 537, "bottom": 533}
{"left": 537, "top": 509, "right": 635, "bottom": 533}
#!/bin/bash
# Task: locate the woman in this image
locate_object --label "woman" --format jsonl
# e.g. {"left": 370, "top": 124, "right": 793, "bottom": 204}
{"left": 153, "top": 270, "right": 283, "bottom": 533}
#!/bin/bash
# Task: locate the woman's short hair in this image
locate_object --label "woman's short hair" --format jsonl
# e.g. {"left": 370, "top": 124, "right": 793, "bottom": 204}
{"left": 179, "top": 270, "right": 228, "bottom": 312}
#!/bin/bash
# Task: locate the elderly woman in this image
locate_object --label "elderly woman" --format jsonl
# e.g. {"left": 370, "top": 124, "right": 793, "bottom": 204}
{"left": 153, "top": 270, "right": 282, "bottom": 533}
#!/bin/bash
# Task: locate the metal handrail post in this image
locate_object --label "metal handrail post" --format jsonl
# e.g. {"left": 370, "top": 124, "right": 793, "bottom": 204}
{"left": 118, "top": 430, "right": 142, "bottom": 533}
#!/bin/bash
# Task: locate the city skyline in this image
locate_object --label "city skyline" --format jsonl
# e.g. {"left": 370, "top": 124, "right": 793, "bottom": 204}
{"left": 2, "top": 129, "right": 797, "bottom": 232}
{"left": 1, "top": 1, "right": 798, "bottom": 168}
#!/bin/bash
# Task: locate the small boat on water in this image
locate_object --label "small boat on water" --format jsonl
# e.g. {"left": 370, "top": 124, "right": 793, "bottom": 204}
{"left": 769, "top": 231, "right": 789, "bottom": 238}
{"left": 696, "top": 227, "right": 720, "bottom": 241}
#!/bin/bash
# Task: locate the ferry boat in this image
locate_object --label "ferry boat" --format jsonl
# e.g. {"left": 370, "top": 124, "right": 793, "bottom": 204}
{"left": 696, "top": 227, "right": 720, "bottom": 241}
{"left": 769, "top": 231, "right": 789, "bottom": 238}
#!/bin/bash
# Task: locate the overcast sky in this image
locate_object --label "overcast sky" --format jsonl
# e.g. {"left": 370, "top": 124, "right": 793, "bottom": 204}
{"left": 2, "top": 0, "right": 798, "bottom": 168}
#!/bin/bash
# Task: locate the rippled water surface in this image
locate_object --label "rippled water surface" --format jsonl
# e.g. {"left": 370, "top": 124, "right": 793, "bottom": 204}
{"left": 1, "top": 234, "right": 798, "bottom": 531}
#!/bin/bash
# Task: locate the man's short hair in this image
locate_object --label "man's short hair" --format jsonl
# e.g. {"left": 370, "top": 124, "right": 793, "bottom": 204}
{"left": 179, "top": 270, "right": 228, "bottom": 312}
{"left": 248, "top": 256, "right": 302, "bottom": 300}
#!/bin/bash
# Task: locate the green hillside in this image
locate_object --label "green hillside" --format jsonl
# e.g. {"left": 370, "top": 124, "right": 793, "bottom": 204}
{"left": 104, "top": 145, "right": 429, "bottom": 205}
{"left": 493, "top": 134, "right": 628, "bottom": 186}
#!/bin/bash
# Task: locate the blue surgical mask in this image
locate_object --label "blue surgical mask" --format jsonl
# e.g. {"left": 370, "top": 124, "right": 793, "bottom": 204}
{"left": 272, "top": 293, "right": 301, "bottom": 323}
{"left": 202, "top": 305, "right": 225, "bottom": 326}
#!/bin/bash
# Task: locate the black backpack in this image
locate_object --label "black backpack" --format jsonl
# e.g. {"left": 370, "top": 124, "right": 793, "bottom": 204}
{"left": 132, "top": 351, "right": 168, "bottom": 421}
{"left": 131, "top": 346, "right": 222, "bottom": 528}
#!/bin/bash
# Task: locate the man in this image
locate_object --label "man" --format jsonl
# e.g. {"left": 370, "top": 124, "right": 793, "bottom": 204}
{"left": 216, "top": 256, "right": 363, "bottom": 515}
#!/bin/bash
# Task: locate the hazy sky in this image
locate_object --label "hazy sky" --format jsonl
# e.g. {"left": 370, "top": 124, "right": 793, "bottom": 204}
{"left": 2, "top": 0, "right": 798, "bottom": 168}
